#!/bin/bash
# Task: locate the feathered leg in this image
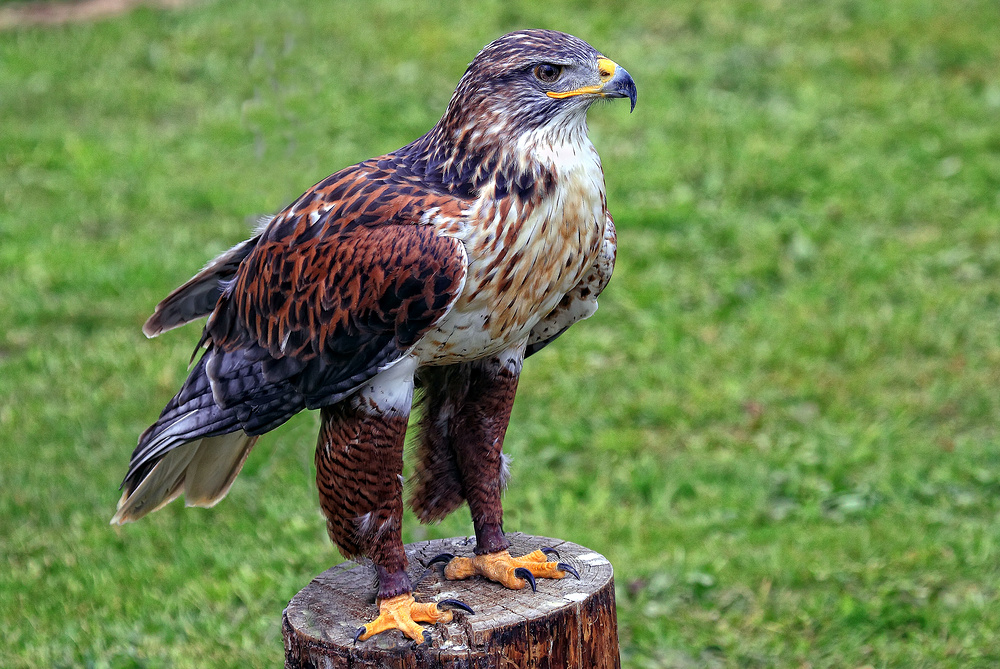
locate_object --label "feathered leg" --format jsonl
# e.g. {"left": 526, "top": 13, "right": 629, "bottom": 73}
{"left": 411, "top": 350, "right": 517, "bottom": 551}
{"left": 452, "top": 348, "right": 521, "bottom": 556}
{"left": 314, "top": 358, "right": 462, "bottom": 643}
{"left": 417, "top": 344, "right": 577, "bottom": 591}
{"left": 410, "top": 364, "right": 471, "bottom": 524}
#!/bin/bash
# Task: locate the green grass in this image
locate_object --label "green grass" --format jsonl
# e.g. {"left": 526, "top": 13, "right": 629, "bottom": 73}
{"left": 2, "top": 0, "right": 999, "bottom": 666}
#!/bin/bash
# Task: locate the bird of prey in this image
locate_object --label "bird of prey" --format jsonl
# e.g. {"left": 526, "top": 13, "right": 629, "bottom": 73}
{"left": 112, "top": 29, "right": 636, "bottom": 643}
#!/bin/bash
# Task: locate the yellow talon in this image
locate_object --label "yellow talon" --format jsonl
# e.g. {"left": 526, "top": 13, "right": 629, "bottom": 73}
{"left": 441, "top": 549, "right": 574, "bottom": 590}
{"left": 355, "top": 593, "right": 453, "bottom": 643}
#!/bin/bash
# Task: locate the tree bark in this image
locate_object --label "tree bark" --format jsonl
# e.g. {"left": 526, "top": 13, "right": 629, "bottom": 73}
{"left": 283, "top": 532, "right": 620, "bottom": 668}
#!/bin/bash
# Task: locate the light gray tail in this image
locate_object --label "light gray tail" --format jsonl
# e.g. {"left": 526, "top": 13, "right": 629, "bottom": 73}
{"left": 111, "top": 432, "right": 257, "bottom": 524}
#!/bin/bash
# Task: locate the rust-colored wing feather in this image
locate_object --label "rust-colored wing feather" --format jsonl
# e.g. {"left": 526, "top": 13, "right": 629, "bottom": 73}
{"left": 205, "top": 159, "right": 469, "bottom": 409}
{"left": 119, "top": 159, "right": 469, "bottom": 493}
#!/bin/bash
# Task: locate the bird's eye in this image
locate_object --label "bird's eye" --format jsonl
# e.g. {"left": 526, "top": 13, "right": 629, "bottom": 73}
{"left": 534, "top": 63, "right": 563, "bottom": 83}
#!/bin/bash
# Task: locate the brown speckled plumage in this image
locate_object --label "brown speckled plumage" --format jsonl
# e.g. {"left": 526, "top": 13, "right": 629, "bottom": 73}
{"left": 315, "top": 399, "right": 409, "bottom": 573}
{"left": 113, "top": 29, "right": 635, "bottom": 639}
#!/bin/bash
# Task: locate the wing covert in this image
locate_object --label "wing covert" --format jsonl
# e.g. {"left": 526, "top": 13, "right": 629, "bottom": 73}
{"left": 204, "top": 163, "right": 469, "bottom": 410}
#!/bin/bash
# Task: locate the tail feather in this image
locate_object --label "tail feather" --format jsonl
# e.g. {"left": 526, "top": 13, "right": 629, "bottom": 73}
{"left": 115, "top": 345, "right": 302, "bottom": 525}
{"left": 123, "top": 356, "right": 242, "bottom": 485}
{"left": 111, "top": 432, "right": 258, "bottom": 524}
{"left": 183, "top": 432, "right": 259, "bottom": 507}
{"left": 112, "top": 439, "right": 201, "bottom": 523}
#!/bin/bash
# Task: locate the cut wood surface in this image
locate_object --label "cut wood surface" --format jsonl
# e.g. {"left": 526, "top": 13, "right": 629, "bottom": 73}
{"left": 283, "top": 532, "right": 620, "bottom": 668}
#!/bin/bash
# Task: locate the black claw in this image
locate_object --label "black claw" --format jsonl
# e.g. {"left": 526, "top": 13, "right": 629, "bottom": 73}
{"left": 437, "top": 598, "right": 475, "bottom": 615}
{"left": 514, "top": 567, "right": 537, "bottom": 592}
{"left": 353, "top": 626, "right": 366, "bottom": 644}
{"left": 418, "top": 630, "right": 433, "bottom": 647}
{"left": 557, "top": 562, "right": 581, "bottom": 580}
{"left": 541, "top": 547, "right": 561, "bottom": 560}
{"left": 426, "top": 552, "right": 456, "bottom": 568}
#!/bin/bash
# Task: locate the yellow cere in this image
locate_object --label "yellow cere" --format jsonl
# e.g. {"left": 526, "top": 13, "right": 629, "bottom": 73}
{"left": 596, "top": 57, "right": 617, "bottom": 82}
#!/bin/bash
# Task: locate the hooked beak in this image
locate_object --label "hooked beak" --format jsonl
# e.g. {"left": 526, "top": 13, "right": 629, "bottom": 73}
{"left": 597, "top": 57, "right": 637, "bottom": 112}
{"left": 546, "top": 56, "right": 637, "bottom": 113}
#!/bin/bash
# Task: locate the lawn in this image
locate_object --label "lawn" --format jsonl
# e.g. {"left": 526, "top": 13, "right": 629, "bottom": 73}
{"left": 2, "top": 0, "right": 999, "bottom": 667}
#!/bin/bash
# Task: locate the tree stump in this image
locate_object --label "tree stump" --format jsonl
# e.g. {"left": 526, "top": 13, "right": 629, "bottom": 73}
{"left": 283, "top": 532, "right": 619, "bottom": 668}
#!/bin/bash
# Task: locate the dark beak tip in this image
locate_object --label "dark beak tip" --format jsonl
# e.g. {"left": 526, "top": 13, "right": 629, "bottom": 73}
{"left": 625, "top": 74, "right": 637, "bottom": 113}
{"left": 615, "top": 66, "right": 637, "bottom": 113}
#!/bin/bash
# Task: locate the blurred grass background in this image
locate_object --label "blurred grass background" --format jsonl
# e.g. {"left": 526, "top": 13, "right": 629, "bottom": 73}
{"left": 2, "top": 0, "right": 999, "bottom": 666}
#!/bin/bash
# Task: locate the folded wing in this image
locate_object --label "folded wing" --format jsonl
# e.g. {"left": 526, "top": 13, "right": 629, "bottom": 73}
{"left": 115, "top": 162, "right": 469, "bottom": 522}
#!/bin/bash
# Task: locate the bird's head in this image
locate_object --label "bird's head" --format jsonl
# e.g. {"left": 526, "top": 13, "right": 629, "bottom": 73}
{"left": 411, "top": 30, "right": 636, "bottom": 199}
{"left": 441, "top": 29, "right": 637, "bottom": 135}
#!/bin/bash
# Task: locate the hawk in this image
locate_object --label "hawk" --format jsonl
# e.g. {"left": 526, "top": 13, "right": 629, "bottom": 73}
{"left": 113, "top": 29, "right": 636, "bottom": 643}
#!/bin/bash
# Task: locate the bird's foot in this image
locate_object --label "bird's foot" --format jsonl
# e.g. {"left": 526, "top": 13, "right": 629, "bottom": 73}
{"left": 429, "top": 548, "right": 579, "bottom": 592}
{"left": 353, "top": 593, "right": 473, "bottom": 644}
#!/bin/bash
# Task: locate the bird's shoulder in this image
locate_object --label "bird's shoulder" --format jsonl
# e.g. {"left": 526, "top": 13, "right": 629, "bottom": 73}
{"left": 259, "top": 151, "right": 470, "bottom": 247}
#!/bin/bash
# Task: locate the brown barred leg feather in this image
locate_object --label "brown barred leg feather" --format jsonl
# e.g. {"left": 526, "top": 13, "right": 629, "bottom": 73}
{"left": 451, "top": 350, "right": 523, "bottom": 556}
{"left": 315, "top": 400, "right": 409, "bottom": 580}
{"left": 409, "top": 365, "right": 471, "bottom": 523}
